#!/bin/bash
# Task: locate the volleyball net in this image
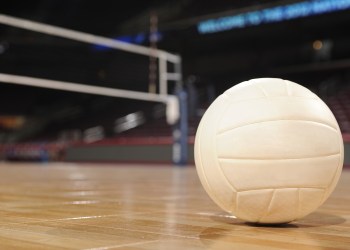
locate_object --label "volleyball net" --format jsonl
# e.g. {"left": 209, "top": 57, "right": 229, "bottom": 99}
{"left": 0, "top": 13, "right": 188, "bottom": 165}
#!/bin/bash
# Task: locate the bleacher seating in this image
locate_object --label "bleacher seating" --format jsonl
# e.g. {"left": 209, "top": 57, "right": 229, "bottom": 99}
{"left": 325, "top": 88, "right": 350, "bottom": 133}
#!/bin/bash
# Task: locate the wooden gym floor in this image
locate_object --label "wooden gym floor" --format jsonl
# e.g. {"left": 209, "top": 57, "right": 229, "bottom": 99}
{"left": 0, "top": 162, "right": 349, "bottom": 249}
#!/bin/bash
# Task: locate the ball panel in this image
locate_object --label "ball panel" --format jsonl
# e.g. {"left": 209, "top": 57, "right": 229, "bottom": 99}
{"left": 225, "top": 78, "right": 318, "bottom": 102}
{"left": 297, "top": 188, "right": 326, "bottom": 219}
{"left": 258, "top": 188, "right": 299, "bottom": 223}
{"left": 218, "top": 98, "right": 338, "bottom": 133}
{"left": 219, "top": 154, "right": 340, "bottom": 191}
{"left": 322, "top": 136, "right": 344, "bottom": 203}
{"left": 194, "top": 94, "right": 237, "bottom": 213}
{"left": 236, "top": 187, "right": 326, "bottom": 223}
{"left": 249, "top": 78, "right": 291, "bottom": 97}
{"left": 225, "top": 80, "right": 266, "bottom": 101}
{"left": 284, "top": 79, "right": 319, "bottom": 98}
{"left": 194, "top": 115, "right": 213, "bottom": 199}
{"left": 243, "top": 78, "right": 317, "bottom": 99}
{"left": 217, "top": 120, "right": 340, "bottom": 159}
{"left": 236, "top": 189, "right": 274, "bottom": 222}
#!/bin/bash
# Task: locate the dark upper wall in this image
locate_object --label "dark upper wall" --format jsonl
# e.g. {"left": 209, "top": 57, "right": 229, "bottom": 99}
{"left": 1, "top": 0, "right": 350, "bottom": 141}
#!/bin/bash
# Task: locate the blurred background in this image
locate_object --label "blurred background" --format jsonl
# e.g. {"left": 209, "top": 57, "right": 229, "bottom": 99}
{"left": 1, "top": 0, "right": 350, "bottom": 164}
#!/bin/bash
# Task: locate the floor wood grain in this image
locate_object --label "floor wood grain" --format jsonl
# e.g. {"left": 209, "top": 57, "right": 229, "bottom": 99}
{"left": 0, "top": 162, "right": 349, "bottom": 249}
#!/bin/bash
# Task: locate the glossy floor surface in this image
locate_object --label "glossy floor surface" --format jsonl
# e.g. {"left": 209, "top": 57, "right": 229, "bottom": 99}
{"left": 0, "top": 162, "right": 349, "bottom": 249}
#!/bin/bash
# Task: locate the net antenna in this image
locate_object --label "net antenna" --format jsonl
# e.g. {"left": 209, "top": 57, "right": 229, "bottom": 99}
{"left": 0, "top": 14, "right": 182, "bottom": 125}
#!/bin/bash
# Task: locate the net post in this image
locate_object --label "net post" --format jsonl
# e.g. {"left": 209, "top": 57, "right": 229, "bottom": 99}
{"left": 159, "top": 55, "right": 167, "bottom": 95}
{"left": 171, "top": 87, "right": 188, "bottom": 166}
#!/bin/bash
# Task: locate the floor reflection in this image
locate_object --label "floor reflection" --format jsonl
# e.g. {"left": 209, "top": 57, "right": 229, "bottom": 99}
{"left": 198, "top": 211, "right": 346, "bottom": 249}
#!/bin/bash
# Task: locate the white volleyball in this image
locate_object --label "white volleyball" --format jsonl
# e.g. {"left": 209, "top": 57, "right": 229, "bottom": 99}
{"left": 194, "top": 78, "right": 344, "bottom": 224}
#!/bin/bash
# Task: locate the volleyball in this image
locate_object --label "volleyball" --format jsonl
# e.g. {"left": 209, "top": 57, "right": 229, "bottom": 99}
{"left": 194, "top": 78, "right": 344, "bottom": 224}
